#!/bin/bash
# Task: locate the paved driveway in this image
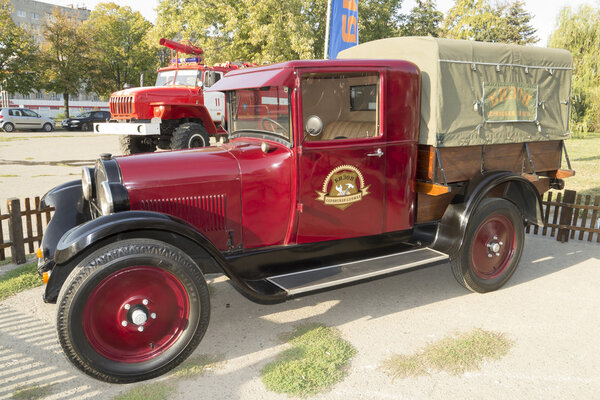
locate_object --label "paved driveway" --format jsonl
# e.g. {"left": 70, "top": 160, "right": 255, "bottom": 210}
{"left": 1, "top": 235, "right": 599, "bottom": 399}
{"left": 0, "top": 131, "right": 120, "bottom": 208}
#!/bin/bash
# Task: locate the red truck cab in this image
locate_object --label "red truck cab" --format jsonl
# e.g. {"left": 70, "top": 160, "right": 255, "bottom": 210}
{"left": 38, "top": 56, "right": 557, "bottom": 383}
{"left": 94, "top": 39, "right": 252, "bottom": 154}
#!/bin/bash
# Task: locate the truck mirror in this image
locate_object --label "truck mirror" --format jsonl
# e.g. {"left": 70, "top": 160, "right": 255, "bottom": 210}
{"left": 305, "top": 115, "right": 323, "bottom": 137}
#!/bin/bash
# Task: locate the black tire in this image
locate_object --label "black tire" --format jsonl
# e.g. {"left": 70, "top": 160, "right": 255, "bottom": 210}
{"left": 81, "top": 123, "right": 90, "bottom": 132}
{"left": 43, "top": 123, "right": 54, "bottom": 132}
{"left": 450, "top": 198, "right": 525, "bottom": 293}
{"left": 3, "top": 122, "right": 15, "bottom": 133}
{"left": 56, "top": 239, "right": 211, "bottom": 383}
{"left": 171, "top": 123, "right": 209, "bottom": 150}
{"left": 119, "top": 135, "right": 157, "bottom": 155}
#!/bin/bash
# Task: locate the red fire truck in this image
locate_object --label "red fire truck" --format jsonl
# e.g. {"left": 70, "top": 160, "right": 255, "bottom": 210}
{"left": 94, "top": 39, "right": 253, "bottom": 154}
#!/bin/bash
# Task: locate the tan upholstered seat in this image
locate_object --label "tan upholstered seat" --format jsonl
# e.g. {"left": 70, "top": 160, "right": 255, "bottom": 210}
{"left": 321, "top": 121, "right": 376, "bottom": 140}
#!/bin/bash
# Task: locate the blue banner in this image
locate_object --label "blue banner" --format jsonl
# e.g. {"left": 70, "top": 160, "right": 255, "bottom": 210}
{"left": 328, "top": 0, "right": 359, "bottom": 59}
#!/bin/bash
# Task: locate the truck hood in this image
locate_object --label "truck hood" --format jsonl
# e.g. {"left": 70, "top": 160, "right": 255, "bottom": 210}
{"left": 113, "top": 85, "right": 201, "bottom": 102}
{"left": 118, "top": 146, "right": 241, "bottom": 200}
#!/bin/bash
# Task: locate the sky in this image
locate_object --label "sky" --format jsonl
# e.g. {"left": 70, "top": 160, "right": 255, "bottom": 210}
{"left": 44, "top": 0, "right": 599, "bottom": 46}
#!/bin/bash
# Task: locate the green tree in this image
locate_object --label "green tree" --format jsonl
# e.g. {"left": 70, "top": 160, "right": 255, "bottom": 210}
{"left": 359, "top": 0, "right": 404, "bottom": 43}
{"left": 549, "top": 5, "right": 600, "bottom": 133}
{"left": 443, "top": 0, "right": 537, "bottom": 44}
{"left": 495, "top": 0, "right": 537, "bottom": 45}
{"left": 400, "top": 0, "right": 443, "bottom": 37}
{"left": 39, "top": 7, "right": 88, "bottom": 118}
{"left": 0, "top": 0, "right": 39, "bottom": 94}
{"left": 82, "top": 2, "right": 156, "bottom": 96}
{"left": 153, "top": 0, "right": 403, "bottom": 63}
{"left": 443, "top": 0, "right": 503, "bottom": 42}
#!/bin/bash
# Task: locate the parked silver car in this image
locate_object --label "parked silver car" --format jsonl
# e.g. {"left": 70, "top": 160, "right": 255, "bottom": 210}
{"left": 0, "top": 108, "right": 55, "bottom": 132}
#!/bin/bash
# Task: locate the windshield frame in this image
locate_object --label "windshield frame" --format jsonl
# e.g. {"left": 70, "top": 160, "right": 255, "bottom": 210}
{"left": 155, "top": 69, "right": 202, "bottom": 87}
{"left": 226, "top": 86, "right": 293, "bottom": 147}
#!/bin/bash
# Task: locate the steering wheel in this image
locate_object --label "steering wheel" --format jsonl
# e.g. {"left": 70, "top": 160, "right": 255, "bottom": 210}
{"left": 261, "top": 117, "right": 288, "bottom": 135}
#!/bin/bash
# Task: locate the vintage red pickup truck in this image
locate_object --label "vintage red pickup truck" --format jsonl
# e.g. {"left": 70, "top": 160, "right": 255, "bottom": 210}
{"left": 37, "top": 37, "right": 574, "bottom": 383}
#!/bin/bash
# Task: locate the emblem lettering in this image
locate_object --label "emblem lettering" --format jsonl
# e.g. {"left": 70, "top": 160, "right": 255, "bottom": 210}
{"left": 316, "top": 165, "right": 370, "bottom": 210}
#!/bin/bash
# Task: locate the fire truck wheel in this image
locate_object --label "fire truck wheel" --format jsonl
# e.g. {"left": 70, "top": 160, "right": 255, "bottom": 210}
{"left": 2, "top": 122, "right": 14, "bottom": 132}
{"left": 450, "top": 198, "right": 524, "bottom": 293}
{"left": 171, "top": 123, "right": 209, "bottom": 149}
{"left": 119, "top": 135, "right": 157, "bottom": 155}
{"left": 56, "top": 239, "right": 210, "bottom": 383}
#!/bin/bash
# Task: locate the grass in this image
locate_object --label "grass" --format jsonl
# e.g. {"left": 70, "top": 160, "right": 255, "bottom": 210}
{"left": 383, "top": 329, "right": 512, "bottom": 378}
{"left": 564, "top": 132, "right": 600, "bottom": 198}
{"left": 112, "top": 382, "right": 175, "bottom": 400}
{"left": 172, "top": 353, "right": 224, "bottom": 378}
{"left": 0, "top": 262, "right": 42, "bottom": 301}
{"left": 0, "top": 137, "right": 27, "bottom": 142}
{"left": 261, "top": 324, "right": 356, "bottom": 397}
{"left": 0, "top": 257, "right": 13, "bottom": 266}
{"left": 12, "top": 384, "right": 53, "bottom": 399}
{"left": 0, "top": 174, "right": 19, "bottom": 178}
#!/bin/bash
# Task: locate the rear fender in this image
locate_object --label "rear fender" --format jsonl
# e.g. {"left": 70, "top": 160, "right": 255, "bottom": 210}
{"left": 432, "top": 171, "right": 543, "bottom": 257}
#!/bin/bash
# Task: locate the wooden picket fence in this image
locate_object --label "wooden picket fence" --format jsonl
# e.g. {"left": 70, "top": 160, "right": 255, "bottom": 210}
{"left": 527, "top": 190, "right": 600, "bottom": 243}
{"left": 0, "top": 190, "right": 598, "bottom": 265}
{"left": 0, "top": 197, "right": 54, "bottom": 264}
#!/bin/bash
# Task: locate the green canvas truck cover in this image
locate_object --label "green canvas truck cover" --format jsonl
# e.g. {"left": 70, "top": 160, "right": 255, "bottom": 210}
{"left": 338, "top": 37, "right": 573, "bottom": 147}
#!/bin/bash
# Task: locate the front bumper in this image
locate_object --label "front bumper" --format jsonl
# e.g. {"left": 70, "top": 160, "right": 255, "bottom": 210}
{"left": 94, "top": 122, "right": 161, "bottom": 135}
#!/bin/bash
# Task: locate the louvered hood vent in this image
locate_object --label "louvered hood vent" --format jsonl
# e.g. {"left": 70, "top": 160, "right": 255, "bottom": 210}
{"left": 140, "top": 195, "right": 226, "bottom": 232}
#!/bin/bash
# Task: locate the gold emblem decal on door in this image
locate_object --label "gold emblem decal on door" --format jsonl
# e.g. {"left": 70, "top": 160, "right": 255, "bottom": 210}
{"left": 316, "top": 165, "right": 371, "bottom": 210}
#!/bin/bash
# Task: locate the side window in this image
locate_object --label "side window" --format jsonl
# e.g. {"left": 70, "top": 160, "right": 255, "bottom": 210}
{"left": 22, "top": 109, "right": 37, "bottom": 117}
{"left": 8, "top": 110, "right": 14, "bottom": 116}
{"left": 301, "top": 72, "right": 380, "bottom": 142}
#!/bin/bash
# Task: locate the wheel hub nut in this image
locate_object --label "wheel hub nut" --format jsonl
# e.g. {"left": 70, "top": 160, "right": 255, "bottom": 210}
{"left": 131, "top": 309, "right": 148, "bottom": 325}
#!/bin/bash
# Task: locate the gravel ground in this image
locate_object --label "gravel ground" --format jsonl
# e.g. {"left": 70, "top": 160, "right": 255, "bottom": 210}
{"left": 0, "top": 235, "right": 599, "bottom": 400}
{"left": 0, "top": 131, "right": 120, "bottom": 209}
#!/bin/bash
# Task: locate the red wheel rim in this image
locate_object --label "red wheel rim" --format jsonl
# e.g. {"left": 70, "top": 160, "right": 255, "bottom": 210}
{"left": 83, "top": 266, "right": 190, "bottom": 363}
{"left": 470, "top": 214, "right": 516, "bottom": 280}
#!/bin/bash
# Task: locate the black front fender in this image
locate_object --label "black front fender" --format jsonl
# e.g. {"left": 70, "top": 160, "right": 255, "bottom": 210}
{"left": 432, "top": 171, "right": 543, "bottom": 257}
{"left": 39, "top": 180, "right": 90, "bottom": 268}
{"left": 54, "top": 211, "right": 225, "bottom": 265}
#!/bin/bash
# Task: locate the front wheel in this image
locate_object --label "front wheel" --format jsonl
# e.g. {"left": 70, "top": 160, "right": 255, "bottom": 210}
{"left": 56, "top": 239, "right": 211, "bottom": 383}
{"left": 450, "top": 198, "right": 524, "bottom": 293}
{"left": 81, "top": 122, "right": 90, "bottom": 132}
{"left": 171, "top": 122, "right": 209, "bottom": 150}
{"left": 119, "top": 135, "right": 157, "bottom": 155}
{"left": 43, "top": 123, "right": 54, "bottom": 132}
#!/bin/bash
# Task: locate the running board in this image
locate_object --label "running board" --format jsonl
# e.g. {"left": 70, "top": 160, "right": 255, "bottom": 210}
{"left": 266, "top": 248, "right": 449, "bottom": 296}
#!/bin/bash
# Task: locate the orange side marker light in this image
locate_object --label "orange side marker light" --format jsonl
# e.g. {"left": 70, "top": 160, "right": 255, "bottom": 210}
{"left": 42, "top": 271, "right": 51, "bottom": 284}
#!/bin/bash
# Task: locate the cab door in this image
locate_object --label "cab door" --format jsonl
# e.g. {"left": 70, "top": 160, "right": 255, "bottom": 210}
{"left": 296, "top": 70, "right": 386, "bottom": 243}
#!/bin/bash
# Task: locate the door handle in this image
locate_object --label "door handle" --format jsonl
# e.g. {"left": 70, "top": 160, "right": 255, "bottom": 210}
{"left": 367, "top": 148, "right": 384, "bottom": 157}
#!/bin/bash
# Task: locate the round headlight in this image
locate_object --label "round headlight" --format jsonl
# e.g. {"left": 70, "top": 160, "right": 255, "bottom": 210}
{"left": 98, "top": 181, "right": 114, "bottom": 215}
{"left": 81, "top": 167, "right": 95, "bottom": 200}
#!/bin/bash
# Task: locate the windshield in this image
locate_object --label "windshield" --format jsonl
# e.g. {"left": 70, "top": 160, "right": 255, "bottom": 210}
{"left": 155, "top": 69, "right": 201, "bottom": 87}
{"left": 228, "top": 86, "right": 291, "bottom": 143}
{"left": 75, "top": 112, "right": 92, "bottom": 118}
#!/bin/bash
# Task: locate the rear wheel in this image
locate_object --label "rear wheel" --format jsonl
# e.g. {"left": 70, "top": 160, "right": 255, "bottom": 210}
{"left": 451, "top": 198, "right": 524, "bottom": 293}
{"left": 56, "top": 239, "right": 210, "bottom": 383}
{"left": 3, "top": 122, "right": 14, "bottom": 132}
{"left": 119, "top": 135, "right": 157, "bottom": 155}
{"left": 171, "top": 123, "right": 209, "bottom": 150}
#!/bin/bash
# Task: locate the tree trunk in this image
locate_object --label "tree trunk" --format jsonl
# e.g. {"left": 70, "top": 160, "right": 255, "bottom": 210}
{"left": 63, "top": 93, "right": 70, "bottom": 118}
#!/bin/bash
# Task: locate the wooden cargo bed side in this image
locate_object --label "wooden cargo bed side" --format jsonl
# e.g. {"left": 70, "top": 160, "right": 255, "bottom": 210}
{"left": 415, "top": 141, "right": 565, "bottom": 224}
{"left": 417, "top": 141, "right": 563, "bottom": 183}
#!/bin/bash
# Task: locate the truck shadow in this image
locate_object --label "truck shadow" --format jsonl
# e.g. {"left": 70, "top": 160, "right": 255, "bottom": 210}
{"left": 0, "top": 159, "right": 94, "bottom": 167}
{"left": 181, "top": 236, "right": 599, "bottom": 397}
